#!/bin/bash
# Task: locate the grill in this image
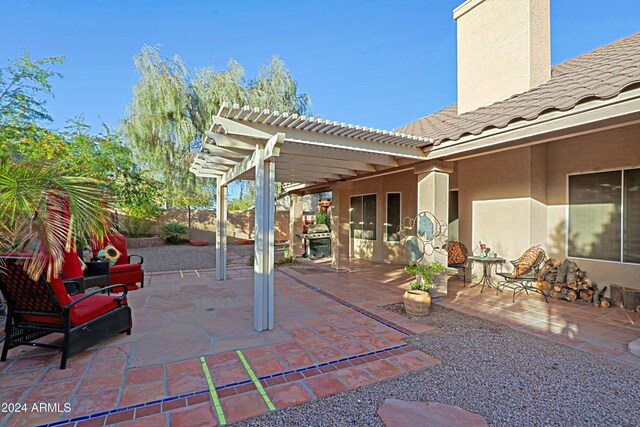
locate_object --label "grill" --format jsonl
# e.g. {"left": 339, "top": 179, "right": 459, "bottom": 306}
{"left": 296, "top": 224, "right": 331, "bottom": 259}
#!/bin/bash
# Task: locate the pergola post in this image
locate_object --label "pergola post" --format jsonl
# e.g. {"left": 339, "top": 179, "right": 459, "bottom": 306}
{"left": 330, "top": 181, "right": 353, "bottom": 271}
{"left": 254, "top": 146, "right": 276, "bottom": 331}
{"left": 415, "top": 160, "right": 453, "bottom": 298}
{"left": 289, "top": 192, "right": 304, "bottom": 257}
{"left": 215, "top": 182, "right": 227, "bottom": 280}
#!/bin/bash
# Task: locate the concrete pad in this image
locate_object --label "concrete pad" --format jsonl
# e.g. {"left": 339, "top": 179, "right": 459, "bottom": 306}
{"left": 377, "top": 399, "right": 488, "bottom": 427}
{"left": 629, "top": 338, "right": 640, "bottom": 356}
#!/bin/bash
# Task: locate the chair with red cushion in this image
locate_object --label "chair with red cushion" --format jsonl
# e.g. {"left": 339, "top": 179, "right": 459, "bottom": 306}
{"left": 0, "top": 254, "right": 132, "bottom": 369}
{"left": 61, "top": 242, "right": 86, "bottom": 295}
{"left": 92, "top": 235, "right": 144, "bottom": 292}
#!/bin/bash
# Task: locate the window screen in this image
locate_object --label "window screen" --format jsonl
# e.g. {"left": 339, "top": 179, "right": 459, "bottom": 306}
{"left": 386, "top": 193, "right": 401, "bottom": 242}
{"left": 568, "top": 171, "right": 621, "bottom": 261}
{"left": 624, "top": 169, "right": 640, "bottom": 263}
{"left": 350, "top": 195, "right": 376, "bottom": 240}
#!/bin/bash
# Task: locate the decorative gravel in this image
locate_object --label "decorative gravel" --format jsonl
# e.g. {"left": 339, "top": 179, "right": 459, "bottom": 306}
{"left": 236, "top": 304, "right": 639, "bottom": 427}
{"left": 131, "top": 244, "right": 215, "bottom": 272}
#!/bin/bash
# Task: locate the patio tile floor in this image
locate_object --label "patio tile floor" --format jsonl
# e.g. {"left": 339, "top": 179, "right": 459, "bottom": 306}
{"left": 1, "top": 258, "right": 637, "bottom": 426}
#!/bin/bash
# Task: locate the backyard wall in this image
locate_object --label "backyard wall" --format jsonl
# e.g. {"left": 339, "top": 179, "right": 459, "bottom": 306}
{"left": 152, "top": 208, "right": 290, "bottom": 244}
{"left": 347, "top": 169, "right": 417, "bottom": 264}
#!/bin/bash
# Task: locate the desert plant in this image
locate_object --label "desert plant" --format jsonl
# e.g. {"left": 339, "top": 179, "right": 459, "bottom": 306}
{"left": 160, "top": 222, "right": 188, "bottom": 244}
{"left": 122, "top": 216, "right": 153, "bottom": 237}
{"left": 404, "top": 261, "right": 446, "bottom": 291}
{"left": 316, "top": 209, "right": 328, "bottom": 226}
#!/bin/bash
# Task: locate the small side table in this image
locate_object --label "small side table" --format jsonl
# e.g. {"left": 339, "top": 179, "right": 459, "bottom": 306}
{"left": 468, "top": 256, "right": 506, "bottom": 293}
{"left": 84, "top": 260, "right": 111, "bottom": 289}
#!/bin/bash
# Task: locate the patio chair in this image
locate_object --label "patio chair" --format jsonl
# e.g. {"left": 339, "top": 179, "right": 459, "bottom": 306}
{"left": 0, "top": 254, "right": 132, "bottom": 369}
{"left": 496, "top": 246, "right": 548, "bottom": 303}
{"left": 92, "top": 234, "right": 144, "bottom": 292}
{"left": 447, "top": 241, "right": 470, "bottom": 284}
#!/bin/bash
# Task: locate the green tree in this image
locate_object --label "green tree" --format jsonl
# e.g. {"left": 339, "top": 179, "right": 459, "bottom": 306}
{"left": 123, "top": 46, "right": 311, "bottom": 210}
{"left": 0, "top": 50, "right": 64, "bottom": 125}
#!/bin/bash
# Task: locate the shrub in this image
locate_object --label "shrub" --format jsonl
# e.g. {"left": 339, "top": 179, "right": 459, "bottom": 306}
{"left": 160, "top": 223, "right": 188, "bottom": 244}
{"left": 404, "top": 261, "right": 446, "bottom": 291}
{"left": 122, "top": 216, "right": 153, "bottom": 237}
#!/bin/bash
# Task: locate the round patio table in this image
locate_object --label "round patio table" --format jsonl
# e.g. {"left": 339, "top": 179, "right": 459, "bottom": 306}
{"left": 467, "top": 255, "right": 506, "bottom": 293}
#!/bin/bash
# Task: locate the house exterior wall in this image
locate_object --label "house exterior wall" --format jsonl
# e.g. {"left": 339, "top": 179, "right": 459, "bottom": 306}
{"left": 456, "top": 123, "right": 640, "bottom": 291}
{"left": 347, "top": 169, "right": 417, "bottom": 264}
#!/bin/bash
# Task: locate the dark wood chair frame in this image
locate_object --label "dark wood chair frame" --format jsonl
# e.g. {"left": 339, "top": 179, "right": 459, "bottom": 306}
{"left": 496, "top": 249, "right": 548, "bottom": 303}
{"left": 0, "top": 256, "right": 132, "bottom": 369}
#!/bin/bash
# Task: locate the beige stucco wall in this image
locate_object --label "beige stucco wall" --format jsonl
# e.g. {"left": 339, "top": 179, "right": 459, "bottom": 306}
{"left": 347, "top": 170, "right": 418, "bottom": 264}
{"left": 455, "top": 0, "right": 550, "bottom": 113}
{"left": 457, "top": 123, "right": 640, "bottom": 291}
{"left": 153, "top": 209, "right": 290, "bottom": 243}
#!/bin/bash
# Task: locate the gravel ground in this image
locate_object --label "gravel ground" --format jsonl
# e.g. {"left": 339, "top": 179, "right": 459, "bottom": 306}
{"left": 236, "top": 304, "right": 640, "bottom": 427}
{"left": 131, "top": 244, "right": 215, "bottom": 272}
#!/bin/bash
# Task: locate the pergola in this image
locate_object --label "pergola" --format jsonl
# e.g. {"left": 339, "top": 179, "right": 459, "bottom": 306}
{"left": 190, "top": 103, "right": 433, "bottom": 332}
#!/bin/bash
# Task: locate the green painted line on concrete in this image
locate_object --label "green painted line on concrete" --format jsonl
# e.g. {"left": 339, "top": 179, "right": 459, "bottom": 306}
{"left": 179, "top": 270, "right": 184, "bottom": 279}
{"left": 236, "top": 350, "right": 276, "bottom": 411}
{"left": 194, "top": 270, "right": 200, "bottom": 277}
{"left": 200, "top": 356, "right": 227, "bottom": 426}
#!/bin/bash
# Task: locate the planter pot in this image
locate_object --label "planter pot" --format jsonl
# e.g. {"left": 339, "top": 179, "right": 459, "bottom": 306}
{"left": 189, "top": 239, "right": 208, "bottom": 246}
{"left": 403, "top": 289, "right": 432, "bottom": 316}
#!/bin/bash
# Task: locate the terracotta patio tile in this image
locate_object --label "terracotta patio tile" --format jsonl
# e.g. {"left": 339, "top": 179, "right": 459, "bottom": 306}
{"left": 310, "top": 346, "right": 344, "bottom": 363}
{"left": 187, "top": 393, "right": 210, "bottom": 405}
{"left": 24, "top": 378, "right": 78, "bottom": 402}
{"left": 220, "top": 390, "right": 269, "bottom": 424}
{"left": 78, "top": 372, "right": 123, "bottom": 394}
{"left": 169, "top": 402, "right": 219, "bottom": 427}
{"left": 248, "top": 357, "right": 286, "bottom": 377}
{"left": 211, "top": 362, "right": 249, "bottom": 386}
{"left": 0, "top": 386, "right": 28, "bottom": 403}
{"left": 272, "top": 341, "right": 305, "bottom": 356}
{"left": 134, "top": 403, "right": 162, "bottom": 419}
{"left": 75, "top": 415, "right": 108, "bottom": 427}
{"left": 40, "top": 362, "right": 88, "bottom": 383}
{"left": 5, "top": 354, "right": 53, "bottom": 372}
{"left": 577, "top": 343, "right": 626, "bottom": 359}
{"left": 301, "top": 367, "right": 322, "bottom": 378}
{"left": 205, "top": 351, "right": 239, "bottom": 368}
{"left": 216, "top": 387, "right": 237, "bottom": 398}
{"left": 4, "top": 404, "right": 62, "bottom": 427}
{"left": 106, "top": 409, "right": 135, "bottom": 424}
{"left": 89, "top": 357, "right": 126, "bottom": 376}
{"left": 312, "top": 324, "right": 337, "bottom": 335}
{"left": 348, "top": 329, "right": 374, "bottom": 339}
{"left": 277, "top": 320, "right": 306, "bottom": 330}
{"left": 119, "top": 381, "right": 165, "bottom": 407}
{"left": 241, "top": 345, "right": 276, "bottom": 362}
{"left": 297, "top": 336, "right": 331, "bottom": 351}
{"left": 289, "top": 328, "right": 318, "bottom": 340}
{"left": 166, "top": 358, "right": 202, "bottom": 377}
{"left": 67, "top": 389, "right": 119, "bottom": 417}
{"left": 0, "top": 369, "right": 44, "bottom": 388}
{"left": 267, "top": 381, "right": 313, "bottom": 409}
{"left": 117, "top": 413, "right": 166, "bottom": 427}
{"left": 334, "top": 366, "right": 376, "bottom": 389}
{"left": 280, "top": 351, "right": 316, "bottom": 370}
{"left": 283, "top": 372, "right": 303, "bottom": 382}
{"left": 303, "top": 373, "right": 347, "bottom": 398}
{"left": 323, "top": 333, "right": 353, "bottom": 345}
{"left": 167, "top": 371, "right": 208, "bottom": 395}
{"left": 335, "top": 342, "right": 370, "bottom": 356}
{"left": 363, "top": 359, "right": 405, "bottom": 379}
{"left": 162, "top": 397, "right": 187, "bottom": 412}
{"left": 125, "top": 364, "right": 165, "bottom": 386}
{"left": 389, "top": 352, "right": 434, "bottom": 372}
{"left": 265, "top": 376, "right": 286, "bottom": 387}
{"left": 614, "top": 353, "right": 640, "bottom": 368}
{"left": 94, "top": 345, "right": 130, "bottom": 360}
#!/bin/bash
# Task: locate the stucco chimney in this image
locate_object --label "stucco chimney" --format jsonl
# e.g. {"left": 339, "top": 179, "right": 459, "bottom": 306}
{"left": 454, "top": 0, "right": 550, "bottom": 114}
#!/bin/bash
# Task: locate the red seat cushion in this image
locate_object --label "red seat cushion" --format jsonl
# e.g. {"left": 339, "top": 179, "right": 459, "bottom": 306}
{"left": 69, "top": 294, "right": 126, "bottom": 326}
{"left": 110, "top": 263, "right": 141, "bottom": 274}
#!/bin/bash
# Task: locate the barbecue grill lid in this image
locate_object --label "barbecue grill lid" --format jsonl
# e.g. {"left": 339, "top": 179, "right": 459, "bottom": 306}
{"left": 304, "top": 224, "right": 330, "bottom": 234}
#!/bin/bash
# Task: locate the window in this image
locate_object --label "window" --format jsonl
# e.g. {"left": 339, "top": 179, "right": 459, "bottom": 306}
{"left": 386, "top": 193, "right": 401, "bottom": 242}
{"left": 568, "top": 168, "right": 640, "bottom": 263}
{"left": 350, "top": 194, "right": 376, "bottom": 240}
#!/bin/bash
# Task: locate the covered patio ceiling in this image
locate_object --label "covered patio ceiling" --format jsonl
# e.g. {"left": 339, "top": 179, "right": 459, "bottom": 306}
{"left": 189, "top": 102, "right": 434, "bottom": 186}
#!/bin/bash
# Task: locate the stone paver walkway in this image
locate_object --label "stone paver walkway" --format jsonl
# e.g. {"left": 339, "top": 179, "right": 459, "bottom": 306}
{"left": 0, "top": 266, "right": 437, "bottom": 427}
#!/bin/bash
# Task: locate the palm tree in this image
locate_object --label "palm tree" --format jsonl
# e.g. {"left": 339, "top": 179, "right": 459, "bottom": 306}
{"left": 0, "top": 158, "right": 115, "bottom": 281}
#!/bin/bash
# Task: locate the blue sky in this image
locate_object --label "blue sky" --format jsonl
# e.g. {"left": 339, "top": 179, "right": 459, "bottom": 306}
{"left": 1, "top": 0, "right": 639, "bottom": 133}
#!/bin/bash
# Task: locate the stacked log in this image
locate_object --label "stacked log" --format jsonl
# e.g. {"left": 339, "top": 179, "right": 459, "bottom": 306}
{"left": 535, "top": 258, "right": 611, "bottom": 307}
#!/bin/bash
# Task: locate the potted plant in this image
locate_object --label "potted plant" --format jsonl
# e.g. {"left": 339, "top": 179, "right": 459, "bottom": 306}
{"left": 402, "top": 261, "right": 445, "bottom": 316}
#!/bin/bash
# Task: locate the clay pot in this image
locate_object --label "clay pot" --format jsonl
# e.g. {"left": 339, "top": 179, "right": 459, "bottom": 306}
{"left": 403, "top": 289, "right": 432, "bottom": 316}
{"left": 189, "top": 239, "right": 208, "bottom": 246}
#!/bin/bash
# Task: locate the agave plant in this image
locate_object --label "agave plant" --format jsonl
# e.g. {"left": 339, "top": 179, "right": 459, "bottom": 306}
{"left": 0, "top": 159, "right": 115, "bottom": 280}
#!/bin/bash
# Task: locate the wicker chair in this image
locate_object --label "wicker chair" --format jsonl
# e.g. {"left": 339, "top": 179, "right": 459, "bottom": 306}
{"left": 496, "top": 248, "right": 548, "bottom": 303}
{"left": 447, "top": 241, "right": 470, "bottom": 284}
{"left": 0, "top": 254, "right": 132, "bottom": 369}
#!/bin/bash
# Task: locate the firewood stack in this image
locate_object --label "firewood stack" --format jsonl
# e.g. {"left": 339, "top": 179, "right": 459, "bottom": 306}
{"left": 534, "top": 258, "right": 611, "bottom": 307}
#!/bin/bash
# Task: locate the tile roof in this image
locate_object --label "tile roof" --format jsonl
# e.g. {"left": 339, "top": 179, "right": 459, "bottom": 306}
{"left": 396, "top": 32, "right": 640, "bottom": 147}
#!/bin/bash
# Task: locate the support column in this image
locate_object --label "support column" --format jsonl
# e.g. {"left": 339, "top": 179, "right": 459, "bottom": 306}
{"left": 215, "top": 182, "right": 227, "bottom": 280}
{"left": 289, "top": 192, "right": 304, "bottom": 257}
{"left": 254, "top": 147, "right": 275, "bottom": 331}
{"left": 415, "top": 161, "right": 453, "bottom": 298}
{"left": 329, "top": 182, "right": 352, "bottom": 271}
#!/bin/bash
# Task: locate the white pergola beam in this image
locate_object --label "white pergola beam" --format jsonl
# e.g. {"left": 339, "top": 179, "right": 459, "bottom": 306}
{"left": 276, "top": 162, "right": 357, "bottom": 176}
{"left": 279, "top": 143, "right": 393, "bottom": 168}
{"left": 202, "top": 142, "right": 252, "bottom": 159}
{"left": 205, "top": 131, "right": 257, "bottom": 151}
{"left": 214, "top": 116, "right": 425, "bottom": 161}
